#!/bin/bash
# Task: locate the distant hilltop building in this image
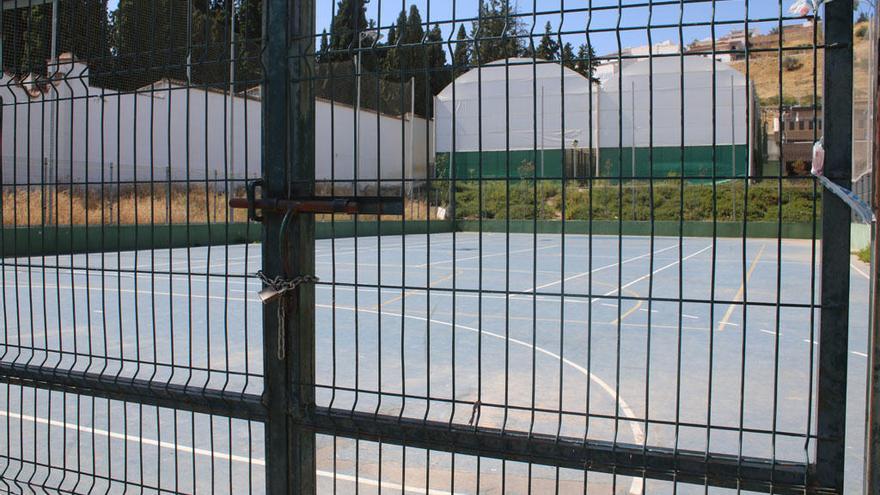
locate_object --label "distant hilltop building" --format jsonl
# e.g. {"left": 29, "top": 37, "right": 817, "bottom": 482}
{"left": 687, "top": 20, "right": 820, "bottom": 63}
{"left": 686, "top": 29, "right": 751, "bottom": 63}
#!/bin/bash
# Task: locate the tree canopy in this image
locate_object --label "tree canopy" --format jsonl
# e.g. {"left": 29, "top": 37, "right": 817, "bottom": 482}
{"left": 1, "top": 0, "right": 601, "bottom": 108}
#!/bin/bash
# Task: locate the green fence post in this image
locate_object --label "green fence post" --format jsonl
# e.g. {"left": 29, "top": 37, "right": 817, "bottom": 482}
{"left": 262, "top": 0, "right": 317, "bottom": 492}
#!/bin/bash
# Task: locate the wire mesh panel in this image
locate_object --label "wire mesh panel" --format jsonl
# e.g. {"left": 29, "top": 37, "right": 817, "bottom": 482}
{"left": 0, "top": 0, "right": 858, "bottom": 494}
{"left": 0, "top": 0, "right": 265, "bottom": 492}
{"left": 299, "top": 0, "right": 853, "bottom": 493}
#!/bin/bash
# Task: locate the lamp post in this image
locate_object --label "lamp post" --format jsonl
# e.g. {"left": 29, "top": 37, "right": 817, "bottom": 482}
{"left": 355, "top": 29, "right": 382, "bottom": 193}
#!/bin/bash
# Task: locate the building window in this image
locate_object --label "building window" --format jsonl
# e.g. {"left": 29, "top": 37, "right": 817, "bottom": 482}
{"left": 808, "top": 121, "right": 813, "bottom": 130}
{"left": 799, "top": 120, "right": 805, "bottom": 130}
{"left": 789, "top": 120, "right": 796, "bottom": 130}
{"left": 818, "top": 119, "right": 823, "bottom": 130}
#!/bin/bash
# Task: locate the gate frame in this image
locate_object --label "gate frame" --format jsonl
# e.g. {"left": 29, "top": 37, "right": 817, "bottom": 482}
{"left": 815, "top": 1, "right": 854, "bottom": 492}
{"left": 262, "top": 0, "right": 318, "bottom": 492}
{"left": 0, "top": 0, "right": 855, "bottom": 493}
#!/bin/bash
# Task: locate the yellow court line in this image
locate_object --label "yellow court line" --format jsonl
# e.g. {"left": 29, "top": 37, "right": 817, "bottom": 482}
{"left": 374, "top": 272, "right": 455, "bottom": 309}
{"left": 610, "top": 287, "right": 643, "bottom": 325}
{"left": 717, "top": 243, "right": 766, "bottom": 332}
{"left": 606, "top": 245, "right": 713, "bottom": 326}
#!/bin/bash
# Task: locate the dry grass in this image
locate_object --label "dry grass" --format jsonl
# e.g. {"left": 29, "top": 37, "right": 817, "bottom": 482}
{"left": 731, "top": 51, "right": 823, "bottom": 104}
{"left": 2, "top": 185, "right": 249, "bottom": 226}
{"left": 2, "top": 186, "right": 443, "bottom": 227}
{"left": 730, "top": 20, "right": 870, "bottom": 105}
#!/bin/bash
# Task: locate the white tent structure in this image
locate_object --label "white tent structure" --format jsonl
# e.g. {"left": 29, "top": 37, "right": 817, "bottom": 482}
{"left": 0, "top": 57, "right": 262, "bottom": 185}
{"left": 597, "top": 56, "right": 760, "bottom": 179}
{"left": 434, "top": 58, "right": 600, "bottom": 179}
{"left": 1, "top": 55, "right": 433, "bottom": 193}
{"left": 434, "top": 55, "right": 759, "bottom": 181}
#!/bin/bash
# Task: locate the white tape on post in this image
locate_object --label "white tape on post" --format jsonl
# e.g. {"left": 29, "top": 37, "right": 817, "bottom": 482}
{"left": 811, "top": 140, "right": 874, "bottom": 224}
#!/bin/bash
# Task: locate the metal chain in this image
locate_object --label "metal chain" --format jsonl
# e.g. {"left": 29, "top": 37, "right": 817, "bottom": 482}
{"left": 256, "top": 270, "right": 319, "bottom": 360}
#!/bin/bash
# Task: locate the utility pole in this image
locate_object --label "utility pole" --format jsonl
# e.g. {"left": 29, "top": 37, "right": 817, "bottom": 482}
{"left": 631, "top": 79, "right": 636, "bottom": 220}
{"left": 46, "top": 0, "right": 59, "bottom": 225}
{"left": 732, "top": 74, "right": 736, "bottom": 221}
{"left": 229, "top": 1, "right": 236, "bottom": 183}
{"left": 355, "top": 29, "right": 382, "bottom": 194}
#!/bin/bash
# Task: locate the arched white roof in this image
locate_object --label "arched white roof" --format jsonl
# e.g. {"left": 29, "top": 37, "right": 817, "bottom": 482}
{"left": 434, "top": 58, "right": 599, "bottom": 153}
{"left": 598, "top": 56, "right": 754, "bottom": 149}
{"left": 602, "top": 55, "right": 748, "bottom": 91}
{"left": 436, "top": 57, "right": 593, "bottom": 102}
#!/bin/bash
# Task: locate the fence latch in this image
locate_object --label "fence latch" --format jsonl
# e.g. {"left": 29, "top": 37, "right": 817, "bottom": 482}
{"left": 229, "top": 181, "right": 405, "bottom": 221}
{"left": 230, "top": 180, "right": 405, "bottom": 360}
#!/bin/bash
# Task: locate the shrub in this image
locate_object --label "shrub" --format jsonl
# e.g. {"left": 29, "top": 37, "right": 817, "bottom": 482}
{"left": 453, "top": 179, "right": 820, "bottom": 223}
{"left": 782, "top": 56, "right": 803, "bottom": 72}
{"left": 858, "top": 246, "right": 871, "bottom": 263}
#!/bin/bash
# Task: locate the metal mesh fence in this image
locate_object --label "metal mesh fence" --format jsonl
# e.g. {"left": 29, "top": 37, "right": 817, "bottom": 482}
{"left": 0, "top": 0, "right": 863, "bottom": 493}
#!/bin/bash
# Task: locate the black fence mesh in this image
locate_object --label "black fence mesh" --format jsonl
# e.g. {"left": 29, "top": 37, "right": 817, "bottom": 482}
{"left": 0, "top": 0, "right": 868, "bottom": 493}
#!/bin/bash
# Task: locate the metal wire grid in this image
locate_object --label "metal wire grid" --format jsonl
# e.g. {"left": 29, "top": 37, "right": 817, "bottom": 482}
{"left": 301, "top": 0, "right": 849, "bottom": 493}
{"left": 0, "top": 0, "right": 265, "bottom": 492}
{"left": 0, "top": 0, "right": 855, "bottom": 494}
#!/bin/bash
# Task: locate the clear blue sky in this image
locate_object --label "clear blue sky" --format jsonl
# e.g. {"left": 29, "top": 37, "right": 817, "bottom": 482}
{"left": 315, "top": 0, "right": 870, "bottom": 56}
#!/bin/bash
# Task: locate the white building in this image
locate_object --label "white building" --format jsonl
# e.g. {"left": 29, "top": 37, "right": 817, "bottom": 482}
{"left": 1, "top": 54, "right": 432, "bottom": 193}
{"left": 433, "top": 58, "right": 600, "bottom": 179}
{"left": 5, "top": 52, "right": 758, "bottom": 189}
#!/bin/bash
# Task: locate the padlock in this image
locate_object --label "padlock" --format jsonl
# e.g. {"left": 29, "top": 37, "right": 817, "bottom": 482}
{"left": 259, "top": 286, "right": 283, "bottom": 304}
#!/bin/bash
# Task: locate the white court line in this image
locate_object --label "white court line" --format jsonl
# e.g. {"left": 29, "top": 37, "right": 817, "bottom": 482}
{"left": 0, "top": 410, "right": 460, "bottom": 495}
{"left": 524, "top": 243, "right": 679, "bottom": 292}
{"left": 852, "top": 262, "right": 870, "bottom": 280}
{"left": 418, "top": 242, "right": 561, "bottom": 268}
{"left": 759, "top": 331, "right": 867, "bottom": 359}
{"left": 682, "top": 314, "right": 699, "bottom": 320}
{"left": 314, "top": 304, "right": 646, "bottom": 495}
{"left": 315, "top": 240, "right": 444, "bottom": 259}
{"left": 6, "top": 266, "right": 255, "bottom": 288}
{"left": 9, "top": 249, "right": 701, "bottom": 312}
{"left": 594, "top": 246, "right": 713, "bottom": 303}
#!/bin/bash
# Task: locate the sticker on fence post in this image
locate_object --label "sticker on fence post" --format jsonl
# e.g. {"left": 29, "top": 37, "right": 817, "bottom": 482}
{"left": 811, "top": 140, "right": 874, "bottom": 224}
{"left": 789, "top": 0, "right": 820, "bottom": 16}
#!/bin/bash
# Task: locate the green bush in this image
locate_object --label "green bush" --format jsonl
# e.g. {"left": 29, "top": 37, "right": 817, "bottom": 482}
{"left": 782, "top": 56, "right": 803, "bottom": 72}
{"left": 858, "top": 246, "right": 871, "bottom": 263}
{"left": 452, "top": 179, "right": 821, "bottom": 223}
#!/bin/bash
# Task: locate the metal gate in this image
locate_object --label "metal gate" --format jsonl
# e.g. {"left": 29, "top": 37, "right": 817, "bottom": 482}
{"left": 0, "top": 0, "right": 858, "bottom": 493}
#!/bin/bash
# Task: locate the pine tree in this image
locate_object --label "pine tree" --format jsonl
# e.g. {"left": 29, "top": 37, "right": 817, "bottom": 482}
{"left": 575, "top": 42, "right": 600, "bottom": 79}
{"left": 318, "top": 29, "right": 330, "bottom": 62}
{"left": 402, "top": 4, "right": 426, "bottom": 75}
{"left": 535, "top": 21, "right": 559, "bottom": 61}
{"left": 560, "top": 42, "right": 575, "bottom": 69}
{"left": 452, "top": 24, "right": 471, "bottom": 76}
{"left": 470, "top": 0, "right": 525, "bottom": 64}
{"left": 109, "top": 0, "right": 191, "bottom": 89}
{"left": 2, "top": 0, "right": 110, "bottom": 76}
{"left": 237, "top": 0, "right": 262, "bottom": 88}
{"left": 426, "top": 24, "right": 450, "bottom": 107}
{"left": 328, "top": 0, "right": 368, "bottom": 61}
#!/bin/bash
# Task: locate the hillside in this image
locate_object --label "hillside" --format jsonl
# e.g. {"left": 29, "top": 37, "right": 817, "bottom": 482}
{"left": 730, "top": 20, "right": 871, "bottom": 105}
